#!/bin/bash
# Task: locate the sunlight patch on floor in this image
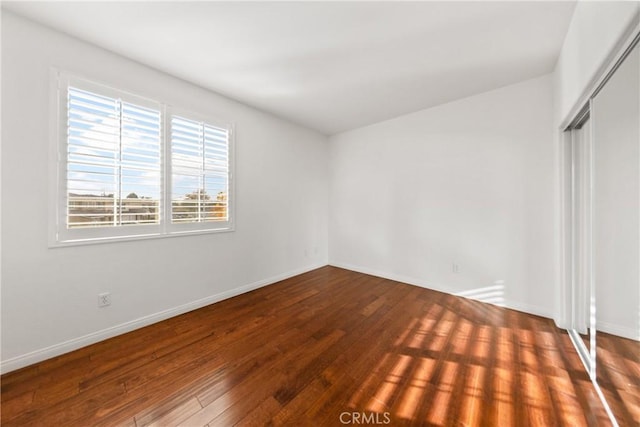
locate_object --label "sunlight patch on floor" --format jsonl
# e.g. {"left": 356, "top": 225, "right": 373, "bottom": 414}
{"left": 455, "top": 281, "right": 505, "bottom": 307}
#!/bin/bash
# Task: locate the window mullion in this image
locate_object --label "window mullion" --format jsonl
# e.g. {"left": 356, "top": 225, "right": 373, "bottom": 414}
{"left": 117, "top": 99, "right": 124, "bottom": 226}
{"left": 162, "top": 104, "right": 169, "bottom": 233}
{"left": 199, "top": 122, "right": 205, "bottom": 223}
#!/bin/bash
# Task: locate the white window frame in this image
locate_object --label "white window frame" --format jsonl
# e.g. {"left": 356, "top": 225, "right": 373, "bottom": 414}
{"left": 49, "top": 70, "right": 235, "bottom": 247}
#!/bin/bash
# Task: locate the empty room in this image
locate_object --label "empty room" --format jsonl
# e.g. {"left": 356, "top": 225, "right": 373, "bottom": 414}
{"left": 1, "top": 1, "right": 639, "bottom": 426}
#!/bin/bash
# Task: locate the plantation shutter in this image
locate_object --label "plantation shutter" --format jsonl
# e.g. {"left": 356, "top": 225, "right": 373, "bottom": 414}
{"left": 66, "top": 86, "right": 161, "bottom": 229}
{"left": 171, "top": 116, "right": 230, "bottom": 223}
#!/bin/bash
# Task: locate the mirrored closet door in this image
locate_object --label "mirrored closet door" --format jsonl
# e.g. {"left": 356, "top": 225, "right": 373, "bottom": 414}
{"left": 566, "top": 37, "right": 640, "bottom": 426}
{"left": 591, "top": 38, "right": 639, "bottom": 426}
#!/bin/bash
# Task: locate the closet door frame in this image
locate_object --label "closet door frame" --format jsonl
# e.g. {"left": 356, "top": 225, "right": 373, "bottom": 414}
{"left": 558, "top": 19, "right": 639, "bottom": 427}
{"left": 558, "top": 21, "right": 639, "bottom": 349}
{"left": 561, "top": 110, "right": 594, "bottom": 377}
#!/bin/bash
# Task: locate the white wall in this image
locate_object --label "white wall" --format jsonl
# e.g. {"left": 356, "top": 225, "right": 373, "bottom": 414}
{"left": 1, "top": 12, "right": 328, "bottom": 372}
{"left": 553, "top": 1, "right": 639, "bottom": 126}
{"left": 329, "top": 75, "right": 555, "bottom": 317}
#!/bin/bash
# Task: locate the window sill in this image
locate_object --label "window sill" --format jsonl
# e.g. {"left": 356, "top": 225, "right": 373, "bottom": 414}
{"left": 49, "top": 225, "right": 235, "bottom": 248}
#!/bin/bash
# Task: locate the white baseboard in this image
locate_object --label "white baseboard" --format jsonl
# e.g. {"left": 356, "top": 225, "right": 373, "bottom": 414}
{"left": 0, "top": 262, "right": 327, "bottom": 374}
{"left": 504, "top": 300, "right": 554, "bottom": 320}
{"left": 328, "top": 261, "right": 553, "bottom": 319}
{"left": 597, "top": 320, "right": 640, "bottom": 341}
{"left": 329, "top": 260, "right": 457, "bottom": 295}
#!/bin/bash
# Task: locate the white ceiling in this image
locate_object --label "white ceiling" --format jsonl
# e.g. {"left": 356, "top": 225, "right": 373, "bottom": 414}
{"left": 4, "top": 1, "right": 576, "bottom": 135}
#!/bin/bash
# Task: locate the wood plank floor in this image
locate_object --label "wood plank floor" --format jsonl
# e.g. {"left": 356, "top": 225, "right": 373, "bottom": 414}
{"left": 0, "top": 266, "right": 630, "bottom": 426}
{"left": 596, "top": 332, "right": 640, "bottom": 426}
{"left": 579, "top": 331, "right": 640, "bottom": 426}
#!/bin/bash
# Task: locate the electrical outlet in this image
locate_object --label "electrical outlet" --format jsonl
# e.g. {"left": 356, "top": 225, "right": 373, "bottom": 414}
{"left": 98, "top": 292, "right": 111, "bottom": 307}
{"left": 452, "top": 263, "right": 460, "bottom": 273}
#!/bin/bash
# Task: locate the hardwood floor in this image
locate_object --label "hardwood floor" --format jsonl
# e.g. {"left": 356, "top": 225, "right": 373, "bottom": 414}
{"left": 596, "top": 332, "right": 640, "bottom": 426}
{"left": 0, "top": 266, "right": 629, "bottom": 426}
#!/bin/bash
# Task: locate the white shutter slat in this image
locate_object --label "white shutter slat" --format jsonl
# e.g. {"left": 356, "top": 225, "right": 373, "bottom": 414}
{"left": 69, "top": 137, "right": 119, "bottom": 152}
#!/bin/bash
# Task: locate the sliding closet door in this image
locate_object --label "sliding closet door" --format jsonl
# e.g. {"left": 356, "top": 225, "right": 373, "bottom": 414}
{"left": 592, "top": 42, "right": 639, "bottom": 423}
{"left": 573, "top": 119, "right": 592, "bottom": 343}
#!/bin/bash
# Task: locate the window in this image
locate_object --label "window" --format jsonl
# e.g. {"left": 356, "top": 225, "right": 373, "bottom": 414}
{"left": 52, "top": 72, "right": 233, "bottom": 245}
{"left": 170, "top": 116, "right": 230, "bottom": 227}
